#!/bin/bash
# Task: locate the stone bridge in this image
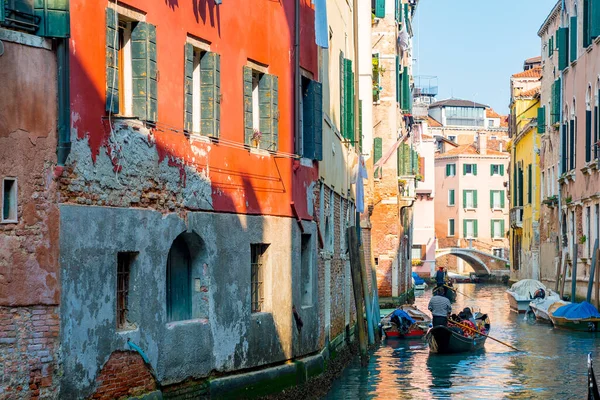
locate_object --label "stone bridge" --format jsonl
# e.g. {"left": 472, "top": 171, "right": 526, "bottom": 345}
{"left": 435, "top": 247, "right": 510, "bottom": 275}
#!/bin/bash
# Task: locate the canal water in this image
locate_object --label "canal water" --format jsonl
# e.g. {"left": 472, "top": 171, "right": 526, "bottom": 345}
{"left": 325, "top": 284, "right": 599, "bottom": 399}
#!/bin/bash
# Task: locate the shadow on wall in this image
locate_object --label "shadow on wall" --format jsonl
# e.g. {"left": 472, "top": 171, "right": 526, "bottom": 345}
{"left": 192, "top": 0, "right": 221, "bottom": 36}
{"left": 164, "top": 0, "right": 179, "bottom": 10}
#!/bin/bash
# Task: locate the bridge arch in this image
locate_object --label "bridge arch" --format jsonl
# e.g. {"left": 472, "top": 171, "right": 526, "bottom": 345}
{"left": 434, "top": 248, "right": 509, "bottom": 275}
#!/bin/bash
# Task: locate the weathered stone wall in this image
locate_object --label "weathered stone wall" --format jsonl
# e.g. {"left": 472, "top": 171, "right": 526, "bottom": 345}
{"left": 0, "top": 306, "right": 60, "bottom": 399}
{"left": 59, "top": 205, "right": 319, "bottom": 399}
{"left": 0, "top": 32, "right": 61, "bottom": 398}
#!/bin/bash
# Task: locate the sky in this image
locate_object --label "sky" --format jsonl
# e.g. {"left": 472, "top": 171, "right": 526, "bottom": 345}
{"left": 412, "top": 0, "right": 559, "bottom": 114}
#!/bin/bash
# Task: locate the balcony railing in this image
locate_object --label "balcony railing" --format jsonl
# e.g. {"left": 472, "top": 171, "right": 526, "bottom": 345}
{"left": 510, "top": 207, "right": 523, "bottom": 228}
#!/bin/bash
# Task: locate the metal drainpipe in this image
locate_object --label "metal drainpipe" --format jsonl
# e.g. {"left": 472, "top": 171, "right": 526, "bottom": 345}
{"left": 57, "top": 38, "right": 71, "bottom": 166}
{"left": 294, "top": 0, "right": 300, "bottom": 155}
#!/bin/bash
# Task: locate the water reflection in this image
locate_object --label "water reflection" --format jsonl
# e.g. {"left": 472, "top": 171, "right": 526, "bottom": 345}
{"left": 325, "top": 284, "right": 597, "bottom": 399}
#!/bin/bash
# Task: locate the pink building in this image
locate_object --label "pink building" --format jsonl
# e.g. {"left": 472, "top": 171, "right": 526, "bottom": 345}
{"left": 412, "top": 128, "right": 437, "bottom": 277}
{"left": 434, "top": 133, "right": 510, "bottom": 275}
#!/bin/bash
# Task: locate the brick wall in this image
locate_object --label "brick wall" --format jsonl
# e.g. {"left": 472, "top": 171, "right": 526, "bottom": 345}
{"left": 314, "top": 184, "right": 356, "bottom": 344}
{"left": 0, "top": 306, "right": 60, "bottom": 399}
{"left": 90, "top": 351, "right": 157, "bottom": 400}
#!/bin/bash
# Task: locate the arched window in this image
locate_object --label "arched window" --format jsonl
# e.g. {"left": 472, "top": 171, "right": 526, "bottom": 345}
{"left": 167, "top": 234, "right": 192, "bottom": 322}
{"left": 571, "top": 99, "right": 576, "bottom": 170}
{"left": 570, "top": 4, "right": 578, "bottom": 62}
{"left": 595, "top": 78, "right": 600, "bottom": 159}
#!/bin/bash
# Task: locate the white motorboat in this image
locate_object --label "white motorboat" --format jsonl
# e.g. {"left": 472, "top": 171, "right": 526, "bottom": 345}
{"left": 527, "top": 291, "right": 565, "bottom": 322}
{"left": 506, "top": 279, "right": 546, "bottom": 313}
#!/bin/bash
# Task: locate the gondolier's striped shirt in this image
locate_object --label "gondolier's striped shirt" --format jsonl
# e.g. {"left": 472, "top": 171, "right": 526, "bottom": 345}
{"left": 428, "top": 295, "right": 452, "bottom": 317}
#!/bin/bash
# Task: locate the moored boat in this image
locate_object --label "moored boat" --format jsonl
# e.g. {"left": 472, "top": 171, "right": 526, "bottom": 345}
{"left": 589, "top": 353, "right": 600, "bottom": 399}
{"left": 412, "top": 272, "right": 428, "bottom": 290}
{"left": 527, "top": 291, "right": 564, "bottom": 322}
{"left": 426, "top": 313, "right": 490, "bottom": 354}
{"left": 506, "top": 279, "right": 546, "bottom": 313}
{"left": 549, "top": 301, "right": 600, "bottom": 332}
{"left": 381, "top": 305, "right": 431, "bottom": 339}
{"left": 443, "top": 285, "right": 457, "bottom": 303}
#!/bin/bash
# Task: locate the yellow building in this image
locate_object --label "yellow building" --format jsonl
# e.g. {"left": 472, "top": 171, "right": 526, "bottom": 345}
{"left": 509, "top": 66, "right": 542, "bottom": 281}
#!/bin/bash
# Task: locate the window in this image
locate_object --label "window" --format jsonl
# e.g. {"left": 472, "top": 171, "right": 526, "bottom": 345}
{"left": 445, "top": 163, "right": 456, "bottom": 177}
{"left": 2, "top": 178, "right": 17, "bottom": 223}
{"left": 372, "top": 53, "right": 381, "bottom": 103}
{"left": 463, "top": 163, "right": 477, "bottom": 175}
{"left": 411, "top": 245, "right": 422, "bottom": 261}
{"left": 464, "top": 219, "right": 478, "bottom": 238}
{"left": 243, "top": 66, "right": 279, "bottom": 151}
{"left": 448, "top": 135, "right": 457, "bottom": 143}
{"left": 527, "top": 164, "right": 533, "bottom": 204}
{"left": 0, "top": 0, "right": 69, "bottom": 37}
{"left": 463, "top": 189, "right": 477, "bottom": 209}
{"left": 117, "top": 252, "right": 137, "bottom": 330}
{"left": 167, "top": 236, "right": 192, "bottom": 322}
{"left": 490, "top": 164, "right": 505, "bottom": 176}
{"left": 106, "top": 8, "right": 157, "bottom": 122}
{"left": 300, "top": 76, "right": 324, "bottom": 160}
{"left": 448, "top": 189, "right": 455, "bottom": 206}
{"left": 448, "top": 219, "right": 455, "bottom": 237}
{"left": 491, "top": 219, "right": 505, "bottom": 239}
{"left": 493, "top": 248, "right": 504, "bottom": 258}
{"left": 300, "top": 234, "right": 313, "bottom": 307}
{"left": 251, "top": 244, "right": 269, "bottom": 313}
{"left": 541, "top": 171, "right": 545, "bottom": 198}
{"left": 184, "top": 41, "right": 220, "bottom": 138}
{"left": 489, "top": 120, "right": 495, "bottom": 128}
{"left": 490, "top": 190, "right": 505, "bottom": 209}
{"left": 490, "top": 135, "right": 497, "bottom": 140}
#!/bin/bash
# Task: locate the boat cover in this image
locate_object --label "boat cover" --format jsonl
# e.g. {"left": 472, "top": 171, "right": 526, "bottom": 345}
{"left": 392, "top": 309, "right": 417, "bottom": 325}
{"left": 553, "top": 302, "right": 600, "bottom": 320}
{"left": 509, "top": 279, "right": 546, "bottom": 299}
{"left": 529, "top": 291, "right": 561, "bottom": 309}
{"left": 412, "top": 272, "right": 425, "bottom": 285}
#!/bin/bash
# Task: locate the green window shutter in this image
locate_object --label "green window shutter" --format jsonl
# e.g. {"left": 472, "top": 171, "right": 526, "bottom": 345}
{"left": 462, "top": 190, "right": 467, "bottom": 207}
{"left": 401, "top": 66, "right": 411, "bottom": 112}
{"left": 490, "top": 220, "right": 494, "bottom": 239}
{"left": 570, "top": 119, "right": 576, "bottom": 170}
{"left": 463, "top": 220, "right": 467, "bottom": 238}
{"left": 345, "top": 59, "right": 354, "bottom": 143}
{"left": 570, "top": 16, "right": 578, "bottom": 63}
{"left": 395, "top": 0, "right": 401, "bottom": 23}
{"left": 584, "top": 0, "right": 591, "bottom": 47}
{"left": 596, "top": 104, "right": 600, "bottom": 160}
{"left": 258, "top": 74, "right": 279, "bottom": 151}
{"left": 538, "top": 106, "right": 546, "bottom": 133}
{"left": 473, "top": 164, "right": 478, "bottom": 176}
{"left": 592, "top": 0, "right": 600, "bottom": 39}
{"left": 449, "top": 219, "right": 454, "bottom": 236}
{"left": 500, "top": 164, "right": 505, "bottom": 176}
{"left": 340, "top": 53, "right": 345, "bottom": 137}
{"left": 200, "top": 52, "right": 221, "bottom": 138}
{"left": 474, "top": 190, "right": 478, "bottom": 208}
{"left": 474, "top": 220, "right": 478, "bottom": 238}
{"left": 375, "top": 0, "right": 385, "bottom": 18}
{"left": 0, "top": 1, "right": 4, "bottom": 23}
{"left": 463, "top": 164, "right": 467, "bottom": 175}
{"left": 183, "top": 44, "right": 194, "bottom": 133}
{"left": 374, "top": 138, "right": 383, "bottom": 164}
{"left": 131, "top": 22, "right": 158, "bottom": 122}
{"left": 303, "top": 80, "right": 323, "bottom": 160}
{"left": 490, "top": 190, "right": 494, "bottom": 209}
{"left": 34, "top": 0, "right": 69, "bottom": 37}
{"left": 501, "top": 220, "right": 505, "bottom": 238}
{"left": 586, "top": 109, "right": 592, "bottom": 162}
{"left": 558, "top": 27, "right": 569, "bottom": 70}
{"left": 449, "top": 190, "right": 455, "bottom": 205}
{"left": 501, "top": 191, "right": 505, "bottom": 208}
{"left": 490, "top": 165, "right": 494, "bottom": 176}
{"left": 446, "top": 164, "right": 450, "bottom": 176}
{"left": 243, "top": 66, "right": 253, "bottom": 145}
{"left": 105, "top": 7, "right": 119, "bottom": 114}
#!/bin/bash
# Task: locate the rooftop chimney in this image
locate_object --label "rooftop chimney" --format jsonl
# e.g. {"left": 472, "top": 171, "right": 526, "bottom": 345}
{"left": 477, "top": 132, "right": 487, "bottom": 155}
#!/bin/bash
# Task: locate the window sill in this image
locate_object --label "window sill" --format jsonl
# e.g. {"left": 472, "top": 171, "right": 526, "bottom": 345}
{"left": 0, "top": 219, "right": 18, "bottom": 224}
{"left": 189, "top": 134, "right": 215, "bottom": 144}
{"left": 492, "top": 207, "right": 504, "bottom": 211}
{"left": 166, "top": 318, "right": 209, "bottom": 329}
{"left": 447, "top": 204, "right": 455, "bottom": 207}
{"left": 249, "top": 148, "right": 271, "bottom": 157}
{"left": 300, "top": 157, "right": 314, "bottom": 167}
{"left": 464, "top": 207, "right": 477, "bottom": 211}
{"left": 571, "top": 60, "right": 577, "bottom": 68}
{"left": 492, "top": 237, "right": 504, "bottom": 241}
{"left": 587, "top": 45, "right": 594, "bottom": 53}
{"left": 116, "top": 326, "right": 139, "bottom": 335}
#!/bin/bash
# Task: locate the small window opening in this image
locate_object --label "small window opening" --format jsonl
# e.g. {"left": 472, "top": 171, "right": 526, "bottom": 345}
{"left": 251, "top": 244, "right": 269, "bottom": 313}
{"left": 252, "top": 71, "right": 263, "bottom": 132}
{"left": 167, "top": 235, "right": 192, "bottom": 322}
{"left": 2, "top": 178, "right": 17, "bottom": 223}
{"left": 301, "top": 234, "right": 313, "bottom": 307}
{"left": 117, "top": 252, "right": 138, "bottom": 330}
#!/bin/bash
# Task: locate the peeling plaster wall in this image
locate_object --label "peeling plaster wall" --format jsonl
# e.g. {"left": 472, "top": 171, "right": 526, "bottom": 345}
{"left": 59, "top": 205, "right": 319, "bottom": 398}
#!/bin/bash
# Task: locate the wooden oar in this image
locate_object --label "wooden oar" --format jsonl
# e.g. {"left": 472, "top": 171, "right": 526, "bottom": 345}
{"left": 449, "top": 319, "right": 522, "bottom": 352}
{"left": 444, "top": 285, "right": 476, "bottom": 300}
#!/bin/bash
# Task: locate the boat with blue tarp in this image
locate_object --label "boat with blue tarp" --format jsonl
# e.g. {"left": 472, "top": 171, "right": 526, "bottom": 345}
{"left": 549, "top": 301, "right": 600, "bottom": 332}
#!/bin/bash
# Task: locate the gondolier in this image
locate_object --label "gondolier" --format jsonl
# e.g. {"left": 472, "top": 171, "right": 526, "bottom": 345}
{"left": 435, "top": 266, "right": 446, "bottom": 294}
{"left": 428, "top": 287, "right": 452, "bottom": 327}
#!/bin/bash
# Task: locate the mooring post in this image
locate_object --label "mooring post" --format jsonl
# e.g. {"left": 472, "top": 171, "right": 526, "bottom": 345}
{"left": 587, "top": 239, "right": 599, "bottom": 303}
{"left": 572, "top": 244, "right": 578, "bottom": 302}
{"left": 348, "top": 227, "right": 369, "bottom": 366}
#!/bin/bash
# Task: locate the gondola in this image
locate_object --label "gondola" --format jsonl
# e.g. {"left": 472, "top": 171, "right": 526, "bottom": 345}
{"left": 442, "top": 285, "right": 457, "bottom": 303}
{"left": 426, "top": 313, "right": 490, "bottom": 354}
{"left": 589, "top": 353, "right": 600, "bottom": 400}
{"left": 380, "top": 305, "right": 431, "bottom": 339}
